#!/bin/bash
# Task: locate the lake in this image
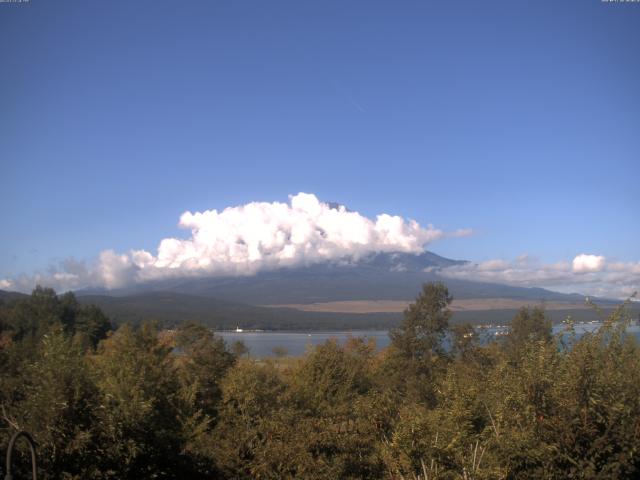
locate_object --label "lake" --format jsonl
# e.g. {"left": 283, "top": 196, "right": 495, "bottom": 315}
{"left": 218, "top": 322, "right": 640, "bottom": 358}
{"left": 218, "top": 330, "right": 391, "bottom": 357}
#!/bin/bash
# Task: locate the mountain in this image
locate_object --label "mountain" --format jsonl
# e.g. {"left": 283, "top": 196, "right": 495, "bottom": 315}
{"left": 5, "top": 251, "right": 626, "bottom": 331}
{"left": 0, "top": 289, "right": 28, "bottom": 304}
{"left": 81, "top": 251, "right": 591, "bottom": 305}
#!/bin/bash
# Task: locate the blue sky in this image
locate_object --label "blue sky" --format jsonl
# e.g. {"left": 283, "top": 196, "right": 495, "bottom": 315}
{"left": 1, "top": 0, "right": 638, "bottom": 295}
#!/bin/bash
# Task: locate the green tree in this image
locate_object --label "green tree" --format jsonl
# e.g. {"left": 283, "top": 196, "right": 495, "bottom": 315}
{"left": 213, "top": 359, "right": 287, "bottom": 478}
{"left": 10, "top": 327, "right": 100, "bottom": 478}
{"left": 383, "top": 282, "right": 452, "bottom": 404}
{"left": 390, "top": 282, "right": 453, "bottom": 359}
{"left": 450, "top": 323, "right": 478, "bottom": 361}
{"left": 506, "top": 306, "right": 552, "bottom": 360}
{"left": 230, "top": 339, "right": 250, "bottom": 358}
{"left": 2, "top": 287, "right": 111, "bottom": 349}
{"left": 289, "top": 339, "right": 371, "bottom": 416}
{"left": 5, "top": 286, "right": 62, "bottom": 343}
{"left": 91, "top": 322, "right": 186, "bottom": 478}
{"left": 174, "top": 321, "right": 236, "bottom": 418}
{"left": 74, "top": 303, "right": 113, "bottom": 348}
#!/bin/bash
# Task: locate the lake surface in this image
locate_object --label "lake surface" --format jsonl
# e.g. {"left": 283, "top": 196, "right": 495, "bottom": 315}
{"left": 218, "top": 323, "right": 640, "bottom": 358}
{"left": 218, "top": 330, "right": 391, "bottom": 357}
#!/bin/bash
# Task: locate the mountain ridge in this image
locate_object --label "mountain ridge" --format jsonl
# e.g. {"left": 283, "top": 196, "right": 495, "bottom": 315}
{"left": 3, "top": 251, "right": 626, "bottom": 330}
{"left": 74, "top": 251, "right": 594, "bottom": 304}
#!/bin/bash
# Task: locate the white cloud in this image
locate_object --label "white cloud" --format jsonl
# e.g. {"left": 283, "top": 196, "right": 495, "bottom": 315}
{"left": 98, "top": 250, "right": 137, "bottom": 289}
{"left": 6, "top": 193, "right": 465, "bottom": 292}
{"left": 448, "top": 228, "right": 474, "bottom": 238}
{"left": 572, "top": 254, "right": 606, "bottom": 273}
{"left": 8, "top": 193, "right": 635, "bottom": 300}
{"left": 439, "top": 254, "right": 639, "bottom": 299}
{"left": 130, "top": 192, "right": 446, "bottom": 282}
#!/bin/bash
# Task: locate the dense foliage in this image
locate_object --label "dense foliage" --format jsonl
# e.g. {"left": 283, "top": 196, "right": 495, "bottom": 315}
{"left": 1, "top": 284, "right": 639, "bottom": 479}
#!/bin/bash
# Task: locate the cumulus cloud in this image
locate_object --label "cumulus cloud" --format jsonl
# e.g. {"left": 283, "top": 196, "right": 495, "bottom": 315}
{"left": 4, "top": 193, "right": 464, "bottom": 292}
{"left": 130, "top": 192, "right": 449, "bottom": 282}
{"left": 572, "top": 254, "right": 606, "bottom": 273}
{"left": 439, "top": 254, "right": 639, "bottom": 299}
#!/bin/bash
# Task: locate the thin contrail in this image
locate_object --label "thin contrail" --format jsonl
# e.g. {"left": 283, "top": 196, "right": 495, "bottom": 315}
{"left": 329, "top": 79, "right": 367, "bottom": 113}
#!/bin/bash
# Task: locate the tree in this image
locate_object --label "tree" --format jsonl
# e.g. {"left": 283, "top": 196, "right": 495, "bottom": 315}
{"left": 506, "top": 306, "right": 552, "bottom": 359}
{"left": 91, "top": 322, "right": 186, "bottom": 478}
{"left": 390, "top": 282, "right": 453, "bottom": 359}
{"left": 74, "top": 304, "right": 113, "bottom": 348}
{"left": 5, "top": 286, "right": 62, "bottom": 343}
{"left": 289, "top": 339, "right": 372, "bottom": 416}
{"left": 174, "top": 322, "right": 236, "bottom": 417}
{"left": 450, "top": 323, "right": 478, "bottom": 361}
{"left": 383, "top": 282, "right": 452, "bottom": 404}
{"left": 11, "top": 326, "right": 100, "bottom": 478}
{"left": 213, "top": 360, "right": 287, "bottom": 478}
{"left": 2, "top": 287, "right": 111, "bottom": 349}
{"left": 231, "top": 339, "right": 250, "bottom": 358}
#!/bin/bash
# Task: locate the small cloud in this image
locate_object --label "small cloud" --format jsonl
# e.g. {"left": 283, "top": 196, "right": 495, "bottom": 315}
{"left": 572, "top": 254, "right": 606, "bottom": 273}
{"left": 477, "top": 259, "right": 510, "bottom": 271}
{"left": 391, "top": 263, "right": 407, "bottom": 273}
{"left": 439, "top": 253, "right": 638, "bottom": 299}
{"left": 448, "top": 228, "right": 474, "bottom": 238}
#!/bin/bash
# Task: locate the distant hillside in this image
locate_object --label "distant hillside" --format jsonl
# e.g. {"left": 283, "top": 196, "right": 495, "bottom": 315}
{"left": 4, "top": 287, "right": 632, "bottom": 331}
{"left": 0, "top": 289, "right": 28, "bottom": 304}
{"left": 77, "top": 291, "right": 401, "bottom": 331}
{"left": 76, "top": 291, "right": 632, "bottom": 330}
